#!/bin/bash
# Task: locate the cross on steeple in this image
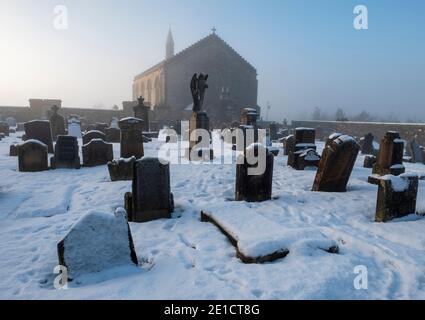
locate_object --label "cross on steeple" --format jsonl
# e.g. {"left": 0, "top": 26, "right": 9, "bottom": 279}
{"left": 211, "top": 27, "right": 217, "bottom": 34}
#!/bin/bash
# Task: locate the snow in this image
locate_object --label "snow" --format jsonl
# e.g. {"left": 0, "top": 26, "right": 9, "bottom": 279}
{"left": 1, "top": 132, "right": 425, "bottom": 299}
{"left": 19, "top": 139, "right": 47, "bottom": 148}
{"left": 381, "top": 175, "right": 410, "bottom": 192}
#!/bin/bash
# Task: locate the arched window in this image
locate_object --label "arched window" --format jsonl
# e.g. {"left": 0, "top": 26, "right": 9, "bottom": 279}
{"left": 154, "top": 76, "right": 160, "bottom": 106}
{"left": 147, "top": 79, "right": 152, "bottom": 104}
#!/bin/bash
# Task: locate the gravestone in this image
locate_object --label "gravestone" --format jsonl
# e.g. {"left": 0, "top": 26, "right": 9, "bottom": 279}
{"left": 49, "top": 105, "right": 66, "bottom": 141}
{"left": 235, "top": 144, "right": 274, "bottom": 202}
{"left": 269, "top": 123, "right": 278, "bottom": 141}
{"left": 108, "top": 157, "right": 136, "bottom": 181}
{"left": 82, "top": 139, "right": 113, "bottom": 167}
{"left": 133, "top": 96, "right": 150, "bottom": 132}
{"left": 110, "top": 117, "right": 119, "bottom": 129}
{"left": 57, "top": 208, "right": 138, "bottom": 280}
{"left": 372, "top": 131, "right": 405, "bottom": 177}
{"left": 364, "top": 155, "right": 377, "bottom": 168}
{"left": 105, "top": 127, "right": 121, "bottom": 143}
{"left": 288, "top": 128, "right": 320, "bottom": 170}
{"left": 16, "top": 123, "right": 25, "bottom": 132}
{"left": 9, "top": 144, "right": 19, "bottom": 156}
{"left": 361, "top": 133, "right": 375, "bottom": 155}
{"left": 125, "top": 157, "right": 174, "bottom": 223}
{"left": 24, "top": 120, "right": 54, "bottom": 153}
{"left": 375, "top": 175, "right": 418, "bottom": 222}
{"left": 94, "top": 123, "right": 109, "bottom": 134}
{"left": 312, "top": 134, "right": 360, "bottom": 192}
{"left": 6, "top": 117, "right": 16, "bottom": 128}
{"left": 18, "top": 140, "right": 48, "bottom": 172}
{"left": 51, "top": 135, "right": 80, "bottom": 169}
{"left": 240, "top": 108, "right": 258, "bottom": 126}
{"left": 68, "top": 117, "right": 82, "bottom": 138}
{"left": 0, "top": 121, "right": 10, "bottom": 136}
{"left": 118, "top": 117, "right": 144, "bottom": 159}
{"left": 82, "top": 130, "right": 106, "bottom": 145}
{"left": 409, "top": 140, "right": 423, "bottom": 163}
{"left": 281, "top": 134, "right": 295, "bottom": 156}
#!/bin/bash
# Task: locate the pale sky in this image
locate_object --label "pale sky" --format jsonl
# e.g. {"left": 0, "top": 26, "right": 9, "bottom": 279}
{"left": 0, "top": 0, "right": 424, "bottom": 121}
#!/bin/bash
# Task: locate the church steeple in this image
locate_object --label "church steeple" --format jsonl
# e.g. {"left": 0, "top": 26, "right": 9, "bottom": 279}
{"left": 166, "top": 28, "right": 174, "bottom": 60}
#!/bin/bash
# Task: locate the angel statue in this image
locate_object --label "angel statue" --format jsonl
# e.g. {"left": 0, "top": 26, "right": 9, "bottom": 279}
{"left": 190, "top": 73, "right": 208, "bottom": 112}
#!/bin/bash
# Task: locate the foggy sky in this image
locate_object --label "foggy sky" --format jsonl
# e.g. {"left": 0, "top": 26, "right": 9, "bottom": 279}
{"left": 0, "top": 0, "right": 424, "bottom": 121}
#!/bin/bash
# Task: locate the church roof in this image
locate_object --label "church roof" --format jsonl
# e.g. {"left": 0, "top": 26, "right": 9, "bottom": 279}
{"left": 134, "top": 33, "right": 256, "bottom": 80}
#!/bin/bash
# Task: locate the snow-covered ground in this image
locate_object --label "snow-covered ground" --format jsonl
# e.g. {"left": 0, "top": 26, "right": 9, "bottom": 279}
{"left": 1, "top": 131, "right": 425, "bottom": 300}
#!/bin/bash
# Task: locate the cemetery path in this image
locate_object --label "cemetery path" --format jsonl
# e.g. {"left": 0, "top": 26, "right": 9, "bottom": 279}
{"left": 1, "top": 132, "right": 425, "bottom": 299}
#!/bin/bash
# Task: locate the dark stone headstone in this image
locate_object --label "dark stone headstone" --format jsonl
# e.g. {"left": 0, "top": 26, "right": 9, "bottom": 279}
{"left": 51, "top": 135, "right": 80, "bottom": 169}
{"left": 409, "top": 140, "right": 423, "bottom": 163}
{"left": 0, "top": 121, "right": 10, "bottom": 136}
{"left": 361, "top": 133, "right": 374, "bottom": 155}
{"left": 312, "top": 134, "right": 360, "bottom": 192}
{"left": 269, "top": 123, "right": 278, "bottom": 141}
{"left": 108, "top": 157, "right": 136, "bottom": 181}
{"left": 372, "top": 131, "right": 405, "bottom": 177}
{"left": 105, "top": 127, "right": 121, "bottom": 143}
{"left": 18, "top": 140, "right": 48, "bottom": 172}
{"left": 282, "top": 134, "right": 294, "bottom": 156}
{"left": 82, "top": 130, "right": 106, "bottom": 145}
{"left": 24, "top": 120, "right": 54, "bottom": 153}
{"left": 57, "top": 208, "right": 138, "bottom": 280}
{"left": 49, "top": 105, "right": 66, "bottom": 141}
{"left": 82, "top": 139, "right": 113, "bottom": 167}
{"left": 364, "top": 155, "right": 377, "bottom": 168}
{"left": 375, "top": 175, "right": 418, "bottom": 222}
{"left": 288, "top": 128, "right": 320, "bottom": 170}
{"left": 10, "top": 144, "right": 19, "bottom": 156}
{"left": 125, "top": 157, "right": 174, "bottom": 223}
{"left": 118, "top": 117, "right": 144, "bottom": 159}
{"left": 235, "top": 144, "right": 274, "bottom": 202}
{"left": 133, "top": 97, "right": 150, "bottom": 132}
{"left": 94, "top": 123, "right": 109, "bottom": 134}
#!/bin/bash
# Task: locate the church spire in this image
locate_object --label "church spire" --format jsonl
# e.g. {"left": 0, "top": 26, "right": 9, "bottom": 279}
{"left": 166, "top": 28, "right": 174, "bottom": 60}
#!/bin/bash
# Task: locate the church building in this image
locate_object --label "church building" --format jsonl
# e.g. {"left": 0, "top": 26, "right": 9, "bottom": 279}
{"left": 133, "top": 29, "right": 260, "bottom": 127}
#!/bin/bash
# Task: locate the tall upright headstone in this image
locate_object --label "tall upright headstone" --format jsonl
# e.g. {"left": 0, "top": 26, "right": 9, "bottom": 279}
{"left": 372, "top": 131, "right": 405, "bottom": 177}
{"left": 361, "top": 133, "right": 375, "bottom": 155}
{"left": 51, "top": 135, "right": 80, "bottom": 169}
{"left": 24, "top": 120, "right": 54, "bottom": 153}
{"left": 18, "top": 140, "right": 49, "bottom": 172}
{"left": 125, "top": 157, "right": 174, "bottom": 223}
{"left": 409, "top": 140, "right": 424, "bottom": 163}
{"left": 133, "top": 96, "right": 150, "bottom": 132}
{"left": 312, "top": 134, "right": 360, "bottom": 192}
{"left": 118, "top": 117, "right": 144, "bottom": 159}
{"left": 49, "top": 105, "right": 66, "bottom": 141}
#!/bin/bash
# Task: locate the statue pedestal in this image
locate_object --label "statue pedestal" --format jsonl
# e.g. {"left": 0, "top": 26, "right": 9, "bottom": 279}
{"left": 187, "top": 111, "right": 210, "bottom": 160}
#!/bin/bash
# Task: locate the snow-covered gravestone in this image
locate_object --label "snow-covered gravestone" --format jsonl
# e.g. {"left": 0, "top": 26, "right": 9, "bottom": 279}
{"left": 82, "top": 139, "right": 113, "bottom": 167}
{"left": 235, "top": 144, "right": 274, "bottom": 202}
{"left": 375, "top": 175, "right": 418, "bottom": 222}
{"left": 18, "top": 140, "right": 49, "bottom": 172}
{"left": 108, "top": 156, "right": 136, "bottom": 181}
{"left": 125, "top": 157, "right": 174, "bottom": 223}
{"left": 363, "top": 155, "right": 377, "bottom": 168}
{"left": 82, "top": 130, "right": 106, "bottom": 145}
{"left": 57, "top": 208, "right": 138, "bottom": 280}
{"left": 288, "top": 128, "right": 320, "bottom": 170}
{"left": 6, "top": 117, "right": 16, "bottom": 128}
{"left": 312, "top": 134, "right": 360, "bottom": 192}
{"left": 24, "top": 120, "right": 54, "bottom": 153}
{"left": 118, "top": 117, "right": 144, "bottom": 159}
{"left": 281, "top": 134, "right": 294, "bottom": 156}
{"left": 67, "top": 117, "right": 82, "bottom": 139}
{"left": 51, "top": 135, "right": 80, "bottom": 169}
{"left": 372, "top": 131, "right": 405, "bottom": 178}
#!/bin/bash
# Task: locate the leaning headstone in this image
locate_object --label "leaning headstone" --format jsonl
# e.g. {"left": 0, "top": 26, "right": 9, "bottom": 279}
{"left": 360, "top": 133, "right": 374, "bottom": 155}
{"left": 49, "top": 105, "right": 66, "bottom": 141}
{"left": 375, "top": 175, "right": 418, "bottom": 222}
{"left": 125, "top": 157, "right": 174, "bottom": 223}
{"left": 372, "top": 131, "right": 405, "bottom": 177}
{"left": 364, "top": 155, "right": 377, "bottom": 168}
{"left": 9, "top": 144, "right": 19, "bottom": 156}
{"left": 312, "top": 134, "right": 360, "bottom": 192}
{"left": 57, "top": 208, "right": 138, "bottom": 280}
{"left": 18, "top": 140, "right": 48, "bottom": 172}
{"left": 105, "top": 127, "right": 121, "bottom": 143}
{"left": 118, "top": 117, "right": 144, "bottom": 159}
{"left": 82, "top": 130, "right": 106, "bottom": 145}
{"left": 24, "top": 120, "right": 54, "bottom": 153}
{"left": 235, "top": 144, "right": 274, "bottom": 202}
{"left": 409, "top": 140, "right": 423, "bottom": 163}
{"left": 0, "top": 121, "right": 10, "bottom": 137}
{"left": 107, "top": 157, "right": 136, "bottom": 181}
{"left": 51, "top": 135, "right": 80, "bottom": 169}
{"left": 82, "top": 139, "right": 113, "bottom": 167}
